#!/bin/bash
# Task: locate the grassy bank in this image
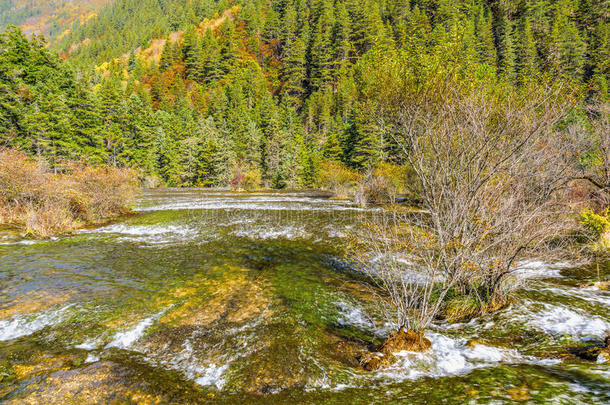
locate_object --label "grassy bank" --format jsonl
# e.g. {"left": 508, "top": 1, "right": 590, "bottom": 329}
{"left": 0, "top": 149, "right": 138, "bottom": 238}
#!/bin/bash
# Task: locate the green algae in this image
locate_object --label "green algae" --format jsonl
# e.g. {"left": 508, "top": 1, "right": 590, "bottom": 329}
{"left": 0, "top": 189, "right": 608, "bottom": 403}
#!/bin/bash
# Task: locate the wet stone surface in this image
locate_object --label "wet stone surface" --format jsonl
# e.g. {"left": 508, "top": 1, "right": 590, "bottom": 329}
{"left": 0, "top": 189, "right": 608, "bottom": 404}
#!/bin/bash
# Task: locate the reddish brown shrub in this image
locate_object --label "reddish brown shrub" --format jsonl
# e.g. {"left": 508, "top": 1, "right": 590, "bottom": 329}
{"left": 0, "top": 149, "right": 138, "bottom": 237}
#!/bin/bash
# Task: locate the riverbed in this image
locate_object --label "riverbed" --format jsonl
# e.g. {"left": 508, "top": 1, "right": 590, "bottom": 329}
{"left": 0, "top": 189, "right": 608, "bottom": 403}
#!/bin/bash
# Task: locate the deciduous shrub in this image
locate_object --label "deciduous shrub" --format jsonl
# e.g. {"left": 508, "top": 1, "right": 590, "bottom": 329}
{"left": 580, "top": 208, "right": 610, "bottom": 250}
{"left": 580, "top": 208, "right": 610, "bottom": 236}
{"left": 230, "top": 164, "right": 262, "bottom": 191}
{"left": 353, "top": 163, "right": 413, "bottom": 207}
{"left": 317, "top": 161, "right": 361, "bottom": 199}
{"left": 373, "top": 162, "right": 411, "bottom": 202}
{"left": 0, "top": 149, "right": 138, "bottom": 237}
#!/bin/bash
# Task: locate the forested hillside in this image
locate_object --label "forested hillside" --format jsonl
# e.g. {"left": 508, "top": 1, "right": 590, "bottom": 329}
{"left": 0, "top": 0, "right": 109, "bottom": 40}
{"left": 1, "top": 0, "right": 608, "bottom": 188}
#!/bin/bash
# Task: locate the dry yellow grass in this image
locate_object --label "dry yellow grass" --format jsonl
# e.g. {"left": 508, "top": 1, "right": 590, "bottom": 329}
{"left": 0, "top": 149, "right": 138, "bottom": 237}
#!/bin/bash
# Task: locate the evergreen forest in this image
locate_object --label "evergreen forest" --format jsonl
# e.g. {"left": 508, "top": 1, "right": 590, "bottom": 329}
{"left": 0, "top": 0, "right": 608, "bottom": 188}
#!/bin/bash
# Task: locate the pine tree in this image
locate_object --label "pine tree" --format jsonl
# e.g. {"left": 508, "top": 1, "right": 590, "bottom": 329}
{"left": 309, "top": 0, "right": 334, "bottom": 91}
{"left": 517, "top": 17, "right": 538, "bottom": 83}
{"left": 324, "top": 118, "right": 344, "bottom": 162}
{"left": 589, "top": 18, "right": 609, "bottom": 99}
{"left": 219, "top": 19, "right": 240, "bottom": 75}
{"left": 98, "top": 78, "right": 126, "bottom": 166}
{"left": 241, "top": 1, "right": 263, "bottom": 36}
{"left": 497, "top": 11, "right": 516, "bottom": 81}
{"left": 263, "top": 7, "right": 281, "bottom": 44}
{"left": 202, "top": 28, "right": 223, "bottom": 83}
{"left": 125, "top": 93, "right": 154, "bottom": 170}
{"left": 36, "top": 91, "right": 74, "bottom": 169}
{"left": 282, "top": 37, "right": 306, "bottom": 103}
{"left": 127, "top": 51, "right": 136, "bottom": 73}
{"left": 350, "top": 108, "right": 382, "bottom": 169}
{"left": 475, "top": 6, "right": 498, "bottom": 67}
{"left": 550, "top": 4, "right": 586, "bottom": 79}
{"left": 281, "top": 3, "right": 298, "bottom": 49}
{"left": 159, "top": 40, "right": 177, "bottom": 71}
{"left": 182, "top": 25, "right": 204, "bottom": 82}
{"left": 69, "top": 80, "right": 105, "bottom": 162}
{"left": 332, "top": 2, "right": 352, "bottom": 74}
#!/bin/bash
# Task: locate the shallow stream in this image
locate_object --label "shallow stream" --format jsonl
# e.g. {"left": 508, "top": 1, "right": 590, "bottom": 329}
{"left": 0, "top": 189, "right": 608, "bottom": 403}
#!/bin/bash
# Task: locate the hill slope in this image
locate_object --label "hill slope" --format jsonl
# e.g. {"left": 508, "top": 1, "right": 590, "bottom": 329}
{"left": 0, "top": 0, "right": 608, "bottom": 190}
{"left": 0, "top": 0, "right": 110, "bottom": 40}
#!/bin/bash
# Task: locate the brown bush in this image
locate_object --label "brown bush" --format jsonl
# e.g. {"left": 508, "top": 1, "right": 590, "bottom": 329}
{"left": 0, "top": 149, "right": 138, "bottom": 237}
{"left": 356, "top": 173, "right": 393, "bottom": 207}
{"left": 354, "top": 163, "right": 412, "bottom": 207}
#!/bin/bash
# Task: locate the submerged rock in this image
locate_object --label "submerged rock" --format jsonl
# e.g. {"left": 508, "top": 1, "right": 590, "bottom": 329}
{"left": 360, "top": 328, "right": 432, "bottom": 371}
{"left": 331, "top": 338, "right": 370, "bottom": 367}
{"left": 359, "top": 351, "right": 396, "bottom": 371}
{"left": 570, "top": 334, "right": 610, "bottom": 362}
{"left": 578, "top": 280, "right": 609, "bottom": 290}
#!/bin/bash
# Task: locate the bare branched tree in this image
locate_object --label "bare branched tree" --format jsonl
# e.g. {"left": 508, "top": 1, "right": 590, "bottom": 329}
{"left": 394, "top": 85, "right": 576, "bottom": 304}
{"left": 354, "top": 82, "right": 577, "bottom": 336}
{"left": 565, "top": 103, "right": 610, "bottom": 207}
{"left": 354, "top": 210, "right": 455, "bottom": 334}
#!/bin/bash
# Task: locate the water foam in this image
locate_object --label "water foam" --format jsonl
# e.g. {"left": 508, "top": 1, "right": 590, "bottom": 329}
{"left": 0, "top": 305, "right": 74, "bottom": 341}
{"left": 332, "top": 300, "right": 557, "bottom": 382}
{"left": 136, "top": 200, "right": 375, "bottom": 213}
{"left": 540, "top": 286, "right": 610, "bottom": 307}
{"left": 87, "top": 223, "right": 196, "bottom": 245}
{"left": 379, "top": 332, "right": 555, "bottom": 381}
{"left": 150, "top": 336, "right": 231, "bottom": 389}
{"left": 105, "top": 310, "right": 166, "bottom": 350}
{"left": 334, "top": 300, "right": 378, "bottom": 332}
{"left": 0, "top": 239, "right": 40, "bottom": 245}
{"left": 514, "top": 260, "right": 571, "bottom": 279}
{"left": 231, "top": 225, "right": 310, "bottom": 240}
{"left": 194, "top": 363, "right": 230, "bottom": 388}
{"left": 75, "top": 336, "right": 104, "bottom": 350}
{"left": 85, "top": 353, "right": 100, "bottom": 363}
{"left": 525, "top": 303, "right": 610, "bottom": 339}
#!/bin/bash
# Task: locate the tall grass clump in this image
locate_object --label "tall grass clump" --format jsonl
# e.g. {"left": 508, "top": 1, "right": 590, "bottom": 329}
{"left": 0, "top": 149, "right": 138, "bottom": 237}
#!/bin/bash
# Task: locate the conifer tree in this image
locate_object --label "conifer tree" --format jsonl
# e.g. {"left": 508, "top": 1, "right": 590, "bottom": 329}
{"left": 282, "top": 37, "right": 306, "bottom": 103}
{"left": 497, "top": 11, "right": 516, "bottom": 81}
{"left": 183, "top": 25, "right": 204, "bottom": 81}
{"left": 324, "top": 118, "right": 344, "bottom": 162}
{"left": 125, "top": 93, "right": 154, "bottom": 169}
{"left": 309, "top": 0, "right": 334, "bottom": 91}
{"left": 202, "top": 28, "right": 223, "bottom": 83}
{"left": 350, "top": 108, "right": 382, "bottom": 169}
{"left": 517, "top": 17, "right": 538, "bottom": 83}
{"left": 69, "top": 80, "right": 105, "bottom": 162}
{"left": 98, "top": 78, "right": 126, "bottom": 166}
{"left": 127, "top": 51, "right": 136, "bottom": 73}
{"left": 219, "top": 19, "right": 240, "bottom": 75}
{"left": 550, "top": 5, "right": 586, "bottom": 79}
{"left": 475, "top": 6, "right": 498, "bottom": 67}
{"left": 332, "top": 2, "right": 352, "bottom": 74}
{"left": 159, "top": 40, "right": 177, "bottom": 72}
{"left": 241, "top": 1, "right": 263, "bottom": 36}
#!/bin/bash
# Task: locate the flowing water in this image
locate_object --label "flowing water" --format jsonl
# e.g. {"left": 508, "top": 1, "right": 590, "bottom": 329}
{"left": 0, "top": 189, "right": 608, "bottom": 404}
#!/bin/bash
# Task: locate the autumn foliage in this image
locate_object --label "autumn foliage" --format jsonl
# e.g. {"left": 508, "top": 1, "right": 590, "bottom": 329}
{"left": 0, "top": 149, "right": 137, "bottom": 237}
